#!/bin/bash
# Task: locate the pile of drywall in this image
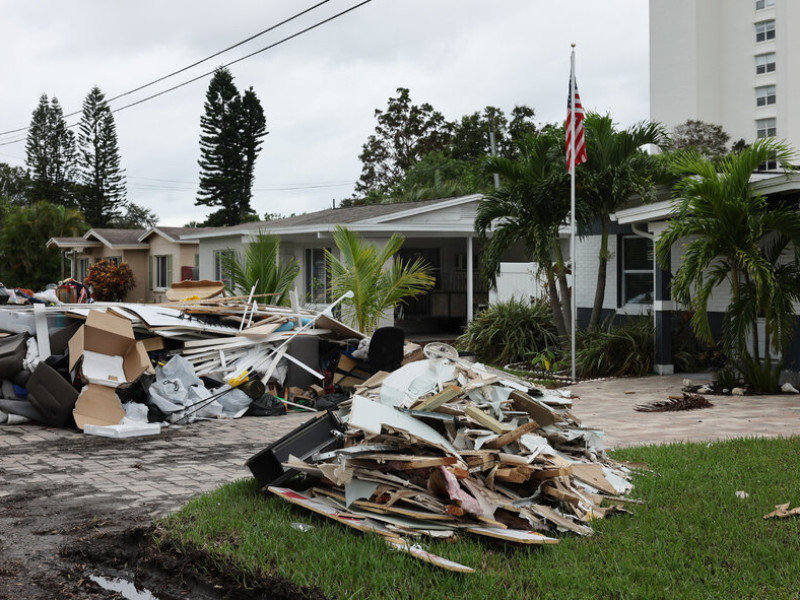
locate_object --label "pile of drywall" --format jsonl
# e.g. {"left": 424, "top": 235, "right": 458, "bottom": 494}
{"left": 251, "top": 350, "right": 636, "bottom": 572}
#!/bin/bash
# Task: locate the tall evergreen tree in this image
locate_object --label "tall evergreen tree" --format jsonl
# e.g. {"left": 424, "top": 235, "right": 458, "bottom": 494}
{"left": 196, "top": 68, "right": 267, "bottom": 227}
{"left": 25, "top": 94, "right": 77, "bottom": 206}
{"left": 76, "top": 86, "right": 127, "bottom": 227}
{"left": 238, "top": 87, "right": 267, "bottom": 221}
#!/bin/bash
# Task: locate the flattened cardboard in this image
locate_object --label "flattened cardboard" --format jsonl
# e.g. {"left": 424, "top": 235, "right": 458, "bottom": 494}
{"left": 72, "top": 384, "right": 125, "bottom": 430}
{"left": 68, "top": 310, "right": 153, "bottom": 387}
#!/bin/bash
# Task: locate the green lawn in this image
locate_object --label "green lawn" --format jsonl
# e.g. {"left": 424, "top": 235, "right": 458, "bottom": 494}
{"left": 156, "top": 436, "right": 800, "bottom": 599}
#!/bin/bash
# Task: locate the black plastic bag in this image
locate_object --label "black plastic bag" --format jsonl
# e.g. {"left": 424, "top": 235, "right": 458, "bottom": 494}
{"left": 246, "top": 394, "right": 287, "bottom": 417}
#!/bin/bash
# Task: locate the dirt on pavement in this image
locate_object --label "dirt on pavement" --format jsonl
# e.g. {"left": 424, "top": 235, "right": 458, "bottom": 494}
{"left": 0, "top": 419, "right": 329, "bottom": 600}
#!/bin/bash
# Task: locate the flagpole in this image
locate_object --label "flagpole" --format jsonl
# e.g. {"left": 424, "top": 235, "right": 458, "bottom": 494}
{"left": 569, "top": 44, "right": 577, "bottom": 383}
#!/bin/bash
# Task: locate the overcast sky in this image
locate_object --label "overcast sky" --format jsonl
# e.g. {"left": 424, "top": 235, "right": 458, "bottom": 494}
{"left": 0, "top": 1, "right": 649, "bottom": 227}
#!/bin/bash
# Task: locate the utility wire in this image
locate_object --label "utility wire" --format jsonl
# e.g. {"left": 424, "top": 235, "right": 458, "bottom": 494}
{"left": 0, "top": 0, "right": 352, "bottom": 138}
{"left": 109, "top": 0, "right": 373, "bottom": 115}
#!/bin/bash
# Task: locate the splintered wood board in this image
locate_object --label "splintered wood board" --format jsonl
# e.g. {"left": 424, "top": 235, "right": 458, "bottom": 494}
{"left": 269, "top": 487, "right": 473, "bottom": 573}
{"left": 238, "top": 321, "right": 283, "bottom": 338}
{"left": 485, "top": 420, "right": 538, "bottom": 449}
{"left": 464, "top": 406, "right": 513, "bottom": 434}
{"left": 385, "top": 538, "right": 475, "bottom": 573}
{"left": 313, "top": 487, "right": 455, "bottom": 521}
{"left": 414, "top": 385, "right": 462, "bottom": 412}
{"left": 268, "top": 487, "right": 390, "bottom": 536}
{"left": 464, "top": 526, "right": 559, "bottom": 545}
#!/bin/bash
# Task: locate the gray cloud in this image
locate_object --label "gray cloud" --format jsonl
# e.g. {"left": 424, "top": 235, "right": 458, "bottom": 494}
{"left": 0, "top": 0, "right": 649, "bottom": 225}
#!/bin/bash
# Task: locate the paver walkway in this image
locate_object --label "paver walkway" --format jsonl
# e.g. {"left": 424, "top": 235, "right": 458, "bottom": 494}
{"left": 0, "top": 412, "right": 315, "bottom": 516}
{"left": 3, "top": 375, "right": 800, "bottom": 517}
{"left": 566, "top": 373, "right": 800, "bottom": 448}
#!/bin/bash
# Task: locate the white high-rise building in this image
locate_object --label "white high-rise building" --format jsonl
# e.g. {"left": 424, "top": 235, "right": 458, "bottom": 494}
{"left": 650, "top": 0, "right": 800, "bottom": 154}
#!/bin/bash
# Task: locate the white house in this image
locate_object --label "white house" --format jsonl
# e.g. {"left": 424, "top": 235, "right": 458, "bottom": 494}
{"left": 182, "top": 195, "right": 527, "bottom": 335}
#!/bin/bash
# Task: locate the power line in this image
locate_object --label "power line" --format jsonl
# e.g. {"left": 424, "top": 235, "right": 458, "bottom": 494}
{"left": 0, "top": 0, "right": 364, "bottom": 138}
{"left": 109, "top": 0, "right": 373, "bottom": 116}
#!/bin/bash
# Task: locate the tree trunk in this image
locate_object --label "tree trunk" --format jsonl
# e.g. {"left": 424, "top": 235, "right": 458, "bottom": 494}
{"left": 545, "top": 267, "right": 568, "bottom": 340}
{"left": 553, "top": 241, "right": 572, "bottom": 328}
{"left": 589, "top": 218, "right": 610, "bottom": 329}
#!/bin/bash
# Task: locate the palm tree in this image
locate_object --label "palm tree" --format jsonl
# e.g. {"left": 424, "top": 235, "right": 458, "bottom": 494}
{"left": 326, "top": 225, "right": 435, "bottom": 334}
{"left": 580, "top": 113, "right": 671, "bottom": 328}
{"left": 220, "top": 230, "right": 300, "bottom": 306}
{"left": 656, "top": 137, "right": 800, "bottom": 391}
{"left": 476, "top": 129, "right": 574, "bottom": 340}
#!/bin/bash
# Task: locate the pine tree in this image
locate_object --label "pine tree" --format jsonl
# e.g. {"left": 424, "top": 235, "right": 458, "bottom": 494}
{"left": 196, "top": 68, "right": 267, "bottom": 226}
{"left": 76, "top": 86, "right": 127, "bottom": 227}
{"left": 25, "top": 95, "right": 77, "bottom": 206}
{"left": 238, "top": 87, "right": 267, "bottom": 223}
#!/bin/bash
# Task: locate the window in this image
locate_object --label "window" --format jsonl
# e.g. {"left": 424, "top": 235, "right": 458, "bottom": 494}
{"left": 757, "top": 158, "right": 779, "bottom": 171}
{"left": 214, "top": 250, "right": 234, "bottom": 289}
{"left": 756, "top": 117, "right": 777, "bottom": 138}
{"left": 152, "top": 255, "right": 171, "bottom": 289}
{"left": 755, "top": 53, "right": 776, "bottom": 74}
{"left": 621, "top": 236, "right": 653, "bottom": 306}
{"left": 755, "top": 20, "right": 775, "bottom": 42}
{"left": 756, "top": 0, "right": 775, "bottom": 9}
{"left": 756, "top": 85, "right": 776, "bottom": 106}
{"left": 104, "top": 256, "right": 121, "bottom": 266}
{"left": 305, "top": 248, "right": 330, "bottom": 304}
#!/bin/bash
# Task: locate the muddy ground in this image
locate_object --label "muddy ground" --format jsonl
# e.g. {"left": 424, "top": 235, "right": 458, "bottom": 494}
{"left": 0, "top": 420, "right": 329, "bottom": 600}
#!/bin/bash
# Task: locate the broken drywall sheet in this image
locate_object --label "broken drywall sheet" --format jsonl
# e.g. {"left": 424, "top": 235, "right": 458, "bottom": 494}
{"left": 348, "top": 395, "right": 458, "bottom": 454}
{"left": 345, "top": 477, "right": 380, "bottom": 508}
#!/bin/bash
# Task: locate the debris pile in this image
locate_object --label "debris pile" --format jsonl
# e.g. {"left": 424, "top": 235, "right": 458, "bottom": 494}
{"left": 250, "top": 347, "right": 635, "bottom": 572}
{"left": 635, "top": 392, "right": 714, "bottom": 412}
{"left": 0, "top": 291, "right": 390, "bottom": 434}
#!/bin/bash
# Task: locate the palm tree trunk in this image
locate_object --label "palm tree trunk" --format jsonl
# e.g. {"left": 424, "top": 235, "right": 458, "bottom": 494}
{"left": 743, "top": 272, "right": 760, "bottom": 364}
{"left": 590, "top": 218, "right": 610, "bottom": 329}
{"left": 545, "top": 267, "right": 568, "bottom": 340}
{"left": 553, "top": 241, "right": 572, "bottom": 328}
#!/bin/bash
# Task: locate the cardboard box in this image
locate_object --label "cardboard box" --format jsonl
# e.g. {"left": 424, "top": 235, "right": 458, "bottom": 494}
{"left": 68, "top": 310, "right": 153, "bottom": 388}
{"left": 73, "top": 384, "right": 126, "bottom": 429}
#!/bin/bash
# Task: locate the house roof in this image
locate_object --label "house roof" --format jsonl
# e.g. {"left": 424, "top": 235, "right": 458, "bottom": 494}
{"left": 85, "top": 228, "right": 149, "bottom": 249}
{"left": 182, "top": 194, "right": 483, "bottom": 240}
{"left": 46, "top": 237, "right": 102, "bottom": 250}
{"left": 612, "top": 172, "right": 800, "bottom": 225}
{"left": 138, "top": 226, "right": 201, "bottom": 244}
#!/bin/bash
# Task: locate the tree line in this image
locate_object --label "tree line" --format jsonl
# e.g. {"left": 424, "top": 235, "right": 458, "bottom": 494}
{"left": 0, "top": 66, "right": 268, "bottom": 288}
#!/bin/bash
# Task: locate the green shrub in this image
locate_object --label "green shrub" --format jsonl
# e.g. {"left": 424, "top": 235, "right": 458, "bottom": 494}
{"left": 576, "top": 316, "right": 654, "bottom": 378}
{"left": 456, "top": 298, "right": 558, "bottom": 365}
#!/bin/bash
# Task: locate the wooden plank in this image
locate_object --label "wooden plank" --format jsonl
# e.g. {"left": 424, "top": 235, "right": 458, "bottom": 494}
{"left": 527, "top": 504, "right": 594, "bottom": 536}
{"left": 530, "top": 466, "right": 573, "bottom": 480}
{"left": 384, "top": 538, "right": 475, "bottom": 573}
{"left": 464, "top": 526, "right": 559, "bottom": 545}
{"left": 484, "top": 420, "right": 539, "bottom": 450}
{"left": 464, "top": 406, "right": 513, "bottom": 434}
{"left": 414, "top": 385, "right": 462, "bottom": 412}
{"left": 509, "top": 390, "right": 558, "bottom": 426}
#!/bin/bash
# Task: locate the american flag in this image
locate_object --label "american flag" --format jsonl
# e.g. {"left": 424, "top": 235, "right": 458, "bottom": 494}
{"left": 566, "top": 70, "right": 587, "bottom": 171}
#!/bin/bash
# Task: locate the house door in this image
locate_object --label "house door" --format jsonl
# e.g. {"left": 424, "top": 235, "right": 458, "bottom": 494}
{"left": 396, "top": 247, "right": 440, "bottom": 318}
